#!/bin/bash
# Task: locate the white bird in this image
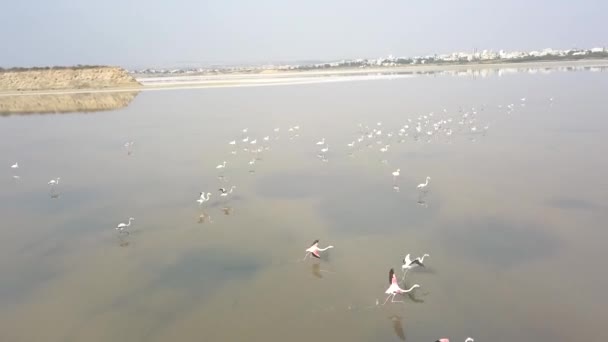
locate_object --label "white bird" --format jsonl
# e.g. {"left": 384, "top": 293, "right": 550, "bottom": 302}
{"left": 401, "top": 253, "right": 429, "bottom": 280}
{"left": 274, "top": 127, "right": 280, "bottom": 132}
{"left": 242, "top": 136, "right": 249, "bottom": 143}
{"left": 392, "top": 168, "right": 400, "bottom": 180}
{"left": 303, "top": 239, "right": 334, "bottom": 260}
{"left": 197, "top": 192, "right": 211, "bottom": 205}
{"left": 11, "top": 162, "right": 19, "bottom": 169}
{"left": 293, "top": 125, "right": 300, "bottom": 130}
{"left": 436, "top": 338, "right": 474, "bottom": 342}
{"left": 116, "top": 217, "right": 135, "bottom": 233}
{"left": 216, "top": 161, "right": 227, "bottom": 169}
{"left": 242, "top": 128, "right": 248, "bottom": 133}
{"left": 48, "top": 178, "right": 60, "bottom": 186}
{"left": 219, "top": 186, "right": 236, "bottom": 197}
{"left": 316, "top": 138, "right": 325, "bottom": 145}
{"left": 249, "top": 158, "right": 256, "bottom": 166}
{"left": 263, "top": 136, "right": 270, "bottom": 141}
{"left": 382, "top": 269, "right": 420, "bottom": 305}
{"left": 347, "top": 141, "right": 355, "bottom": 148}
{"left": 250, "top": 139, "right": 257, "bottom": 145}
{"left": 417, "top": 176, "right": 431, "bottom": 190}
{"left": 521, "top": 97, "right": 526, "bottom": 102}
{"left": 380, "top": 144, "right": 390, "bottom": 152}
{"left": 320, "top": 145, "right": 329, "bottom": 153}
{"left": 229, "top": 140, "right": 236, "bottom": 145}
{"left": 124, "top": 141, "right": 134, "bottom": 148}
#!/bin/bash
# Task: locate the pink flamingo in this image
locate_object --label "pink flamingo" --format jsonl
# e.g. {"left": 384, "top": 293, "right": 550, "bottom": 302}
{"left": 436, "top": 338, "right": 474, "bottom": 342}
{"left": 382, "top": 268, "right": 420, "bottom": 305}
{"left": 303, "top": 239, "right": 334, "bottom": 261}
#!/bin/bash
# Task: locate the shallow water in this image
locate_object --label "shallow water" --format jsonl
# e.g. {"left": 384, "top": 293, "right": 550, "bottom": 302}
{"left": 1, "top": 70, "right": 608, "bottom": 342}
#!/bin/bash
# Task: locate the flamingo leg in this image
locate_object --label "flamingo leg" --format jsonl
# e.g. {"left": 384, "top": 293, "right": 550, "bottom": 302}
{"left": 382, "top": 294, "right": 392, "bottom": 305}
{"left": 302, "top": 253, "right": 310, "bottom": 261}
{"left": 401, "top": 268, "right": 409, "bottom": 281}
{"left": 391, "top": 294, "right": 404, "bottom": 303}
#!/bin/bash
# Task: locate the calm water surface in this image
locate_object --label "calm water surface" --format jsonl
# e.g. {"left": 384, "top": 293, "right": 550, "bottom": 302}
{"left": 1, "top": 71, "right": 607, "bottom": 342}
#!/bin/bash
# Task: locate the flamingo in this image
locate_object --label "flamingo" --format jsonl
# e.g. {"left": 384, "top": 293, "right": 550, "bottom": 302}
{"left": 316, "top": 138, "right": 326, "bottom": 145}
{"left": 401, "top": 253, "right": 429, "bottom": 280}
{"left": 320, "top": 145, "right": 329, "bottom": 153}
{"left": 263, "top": 136, "right": 270, "bottom": 141}
{"left": 216, "top": 161, "right": 227, "bottom": 169}
{"left": 116, "top": 217, "right": 134, "bottom": 233}
{"left": 436, "top": 338, "right": 474, "bottom": 342}
{"left": 242, "top": 136, "right": 249, "bottom": 143}
{"left": 417, "top": 176, "right": 431, "bottom": 191}
{"left": 250, "top": 139, "right": 257, "bottom": 145}
{"left": 219, "top": 186, "right": 236, "bottom": 197}
{"left": 229, "top": 140, "right": 236, "bottom": 145}
{"left": 303, "top": 240, "right": 334, "bottom": 260}
{"left": 382, "top": 269, "right": 420, "bottom": 304}
{"left": 392, "top": 168, "right": 400, "bottom": 181}
{"left": 11, "top": 162, "right": 18, "bottom": 169}
{"left": 197, "top": 192, "right": 211, "bottom": 205}
{"left": 48, "top": 178, "right": 60, "bottom": 186}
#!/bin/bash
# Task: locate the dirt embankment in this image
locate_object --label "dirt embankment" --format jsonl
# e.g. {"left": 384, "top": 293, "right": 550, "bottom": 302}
{"left": 0, "top": 92, "right": 139, "bottom": 115}
{"left": 0, "top": 66, "right": 140, "bottom": 91}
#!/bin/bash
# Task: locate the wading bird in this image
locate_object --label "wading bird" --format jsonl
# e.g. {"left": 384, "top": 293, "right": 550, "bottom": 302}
{"left": 11, "top": 162, "right": 18, "bottom": 169}
{"left": 316, "top": 138, "right": 326, "bottom": 145}
{"left": 436, "top": 338, "right": 474, "bottom": 342}
{"left": 116, "top": 217, "right": 134, "bottom": 234}
{"left": 219, "top": 186, "right": 236, "bottom": 197}
{"left": 401, "top": 253, "right": 429, "bottom": 280}
{"left": 382, "top": 269, "right": 420, "bottom": 305}
{"left": 417, "top": 176, "right": 431, "bottom": 191}
{"left": 392, "top": 168, "right": 400, "bottom": 181}
{"left": 197, "top": 192, "right": 211, "bottom": 205}
{"left": 303, "top": 239, "right": 334, "bottom": 260}
{"left": 216, "top": 161, "right": 227, "bottom": 169}
{"left": 48, "top": 178, "right": 60, "bottom": 186}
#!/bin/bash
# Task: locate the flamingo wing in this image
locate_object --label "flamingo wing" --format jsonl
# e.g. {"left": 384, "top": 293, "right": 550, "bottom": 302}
{"left": 312, "top": 250, "right": 320, "bottom": 259}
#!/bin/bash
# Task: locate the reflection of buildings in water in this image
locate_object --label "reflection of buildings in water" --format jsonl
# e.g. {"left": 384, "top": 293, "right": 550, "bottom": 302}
{"left": 0, "top": 91, "right": 139, "bottom": 115}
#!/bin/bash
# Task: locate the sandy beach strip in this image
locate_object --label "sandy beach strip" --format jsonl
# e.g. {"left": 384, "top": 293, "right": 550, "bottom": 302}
{"left": 1, "top": 59, "right": 607, "bottom": 97}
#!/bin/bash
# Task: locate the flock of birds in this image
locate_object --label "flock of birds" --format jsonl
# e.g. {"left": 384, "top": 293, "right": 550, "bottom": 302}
{"left": 7, "top": 98, "right": 547, "bottom": 341}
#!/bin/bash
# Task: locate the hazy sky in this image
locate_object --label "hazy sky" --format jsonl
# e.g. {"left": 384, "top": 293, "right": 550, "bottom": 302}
{"left": 1, "top": 0, "right": 606, "bottom": 68}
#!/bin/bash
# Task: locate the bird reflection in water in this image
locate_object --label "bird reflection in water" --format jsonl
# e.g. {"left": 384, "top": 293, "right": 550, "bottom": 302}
{"left": 49, "top": 188, "right": 60, "bottom": 199}
{"left": 198, "top": 212, "right": 213, "bottom": 224}
{"left": 221, "top": 207, "right": 233, "bottom": 216}
{"left": 311, "top": 262, "right": 334, "bottom": 278}
{"left": 388, "top": 314, "right": 406, "bottom": 341}
{"left": 118, "top": 235, "right": 130, "bottom": 247}
{"left": 312, "top": 263, "right": 323, "bottom": 279}
{"left": 417, "top": 192, "right": 428, "bottom": 208}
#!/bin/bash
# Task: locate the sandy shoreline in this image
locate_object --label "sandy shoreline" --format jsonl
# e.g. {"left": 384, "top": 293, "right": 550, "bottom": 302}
{"left": 1, "top": 59, "right": 607, "bottom": 97}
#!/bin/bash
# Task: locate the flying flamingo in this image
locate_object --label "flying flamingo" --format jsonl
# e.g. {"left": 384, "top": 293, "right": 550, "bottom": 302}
{"left": 417, "top": 176, "right": 431, "bottom": 191}
{"left": 303, "top": 239, "right": 334, "bottom": 260}
{"left": 401, "top": 253, "right": 429, "bottom": 280}
{"left": 436, "top": 338, "right": 474, "bottom": 342}
{"left": 116, "top": 217, "right": 135, "bottom": 234}
{"left": 382, "top": 269, "right": 420, "bottom": 305}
